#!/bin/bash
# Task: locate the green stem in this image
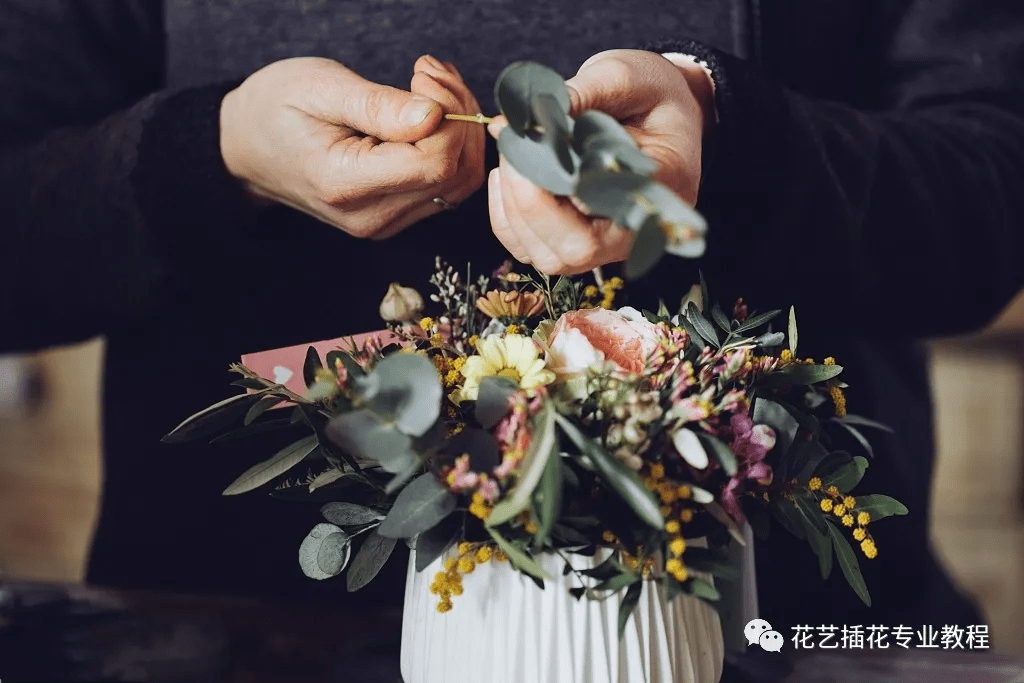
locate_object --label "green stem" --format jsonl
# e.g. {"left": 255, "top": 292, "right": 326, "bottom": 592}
{"left": 445, "top": 113, "right": 496, "bottom": 125}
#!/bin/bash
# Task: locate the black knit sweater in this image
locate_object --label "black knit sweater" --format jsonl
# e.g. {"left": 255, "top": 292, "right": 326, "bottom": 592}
{"left": 3, "top": 0, "right": 1021, "bottom": 632}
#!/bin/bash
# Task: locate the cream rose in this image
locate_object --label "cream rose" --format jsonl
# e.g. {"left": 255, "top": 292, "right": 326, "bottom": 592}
{"left": 547, "top": 307, "right": 660, "bottom": 377}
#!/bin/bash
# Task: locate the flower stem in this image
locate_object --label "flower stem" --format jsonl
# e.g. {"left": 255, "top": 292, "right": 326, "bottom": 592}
{"left": 445, "top": 113, "right": 496, "bottom": 125}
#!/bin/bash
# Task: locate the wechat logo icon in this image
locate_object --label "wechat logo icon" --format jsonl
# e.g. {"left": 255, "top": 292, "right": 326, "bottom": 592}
{"left": 745, "top": 618, "right": 784, "bottom": 652}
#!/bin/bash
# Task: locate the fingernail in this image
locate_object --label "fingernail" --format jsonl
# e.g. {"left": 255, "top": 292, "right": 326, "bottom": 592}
{"left": 402, "top": 96, "right": 437, "bottom": 126}
{"left": 487, "top": 121, "right": 503, "bottom": 139}
{"left": 421, "top": 54, "right": 443, "bottom": 70}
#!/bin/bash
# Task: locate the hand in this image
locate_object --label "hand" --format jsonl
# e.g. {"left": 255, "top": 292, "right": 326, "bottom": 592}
{"left": 488, "top": 49, "right": 714, "bottom": 274}
{"left": 220, "top": 55, "right": 485, "bottom": 239}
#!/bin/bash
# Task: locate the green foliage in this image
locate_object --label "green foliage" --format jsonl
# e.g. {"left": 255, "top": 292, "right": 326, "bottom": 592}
{"left": 378, "top": 473, "right": 457, "bottom": 539}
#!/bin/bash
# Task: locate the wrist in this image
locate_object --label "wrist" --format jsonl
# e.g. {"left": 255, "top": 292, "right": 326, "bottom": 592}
{"left": 219, "top": 88, "right": 274, "bottom": 208}
{"left": 662, "top": 53, "right": 717, "bottom": 140}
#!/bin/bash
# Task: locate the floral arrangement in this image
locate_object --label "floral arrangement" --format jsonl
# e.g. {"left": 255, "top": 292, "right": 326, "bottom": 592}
{"left": 165, "top": 60, "right": 906, "bottom": 639}
{"left": 166, "top": 264, "right": 907, "bottom": 638}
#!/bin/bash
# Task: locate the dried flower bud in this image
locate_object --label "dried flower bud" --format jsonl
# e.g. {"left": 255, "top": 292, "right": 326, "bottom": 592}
{"left": 379, "top": 283, "right": 424, "bottom": 323}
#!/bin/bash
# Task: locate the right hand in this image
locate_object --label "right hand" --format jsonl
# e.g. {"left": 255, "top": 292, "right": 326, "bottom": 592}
{"left": 219, "top": 55, "right": 485, "bottom": 239}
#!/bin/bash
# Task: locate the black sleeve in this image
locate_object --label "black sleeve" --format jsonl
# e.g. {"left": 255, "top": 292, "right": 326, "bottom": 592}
{"left": 0, "top": 0, "right": 254, "bottom": 352}
{"left": 649, "top": 0, "right": 1024, "bottom": 338}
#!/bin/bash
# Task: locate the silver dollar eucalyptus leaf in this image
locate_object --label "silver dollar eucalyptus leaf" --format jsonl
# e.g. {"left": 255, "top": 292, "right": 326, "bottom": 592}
{"left": 494, "top": 61, "right": 570, "bottom": 135}
{"left": 298, "top": 523, "right": 351, "bottom": 580}
{"left": 531, "top": 93, "right": 575, "bottom": 173}
{"left": 498, "top": 126, "right": 578, "bottom": 196}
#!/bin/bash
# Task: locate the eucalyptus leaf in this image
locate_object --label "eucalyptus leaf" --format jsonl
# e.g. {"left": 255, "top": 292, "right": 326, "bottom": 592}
{"left": 163, "top": 391, "right": 265, "bottom": 443}
{"left": 385, "top": 459, "right": 423, "bottom": 495}
{"left": 556, "top": 414, "right": 663, "bottom": 530}
{"left": 494, "top": 61, "right": 569, "bottom": 135}
{"left": 498, "top": 126, "right": 578, "bottom": 196}
{"left": 488, "top": 403, "right": 557, "bottom": 526}
{"left": 378, "top": 473, "right": 457, "bottom": 539}
{"left": 414, "top": 513, "right": 462, "bottom": 572}
{"left": 853, "top": 494, "right": 908, "bottom": 521}
{"left": 321, "top": 502, "right": 385, "bottom": 527}
{"left": 357, "top": 353, "right": 442, "bottom": 437}
{"left": 532, "top": 92, "right": 575, "bottom": 173}
{"left": 572, "top": 111, "right": 656, "bottom": 174}
{"left": 624, "top": 214, "right": 667, "bottom": 279}
{"left": 617, "top": 581, "right": 644, "bottom": 640}
{"left": 486, "top": 527, "right": 550, "bottom": 580}
{"left": 298, "top": 523, "right": 349, "bottom": 580}
{"left": 346, "top": 529, "right": 398, "bottom": 592}
{"left": 222, "top": 435, "right": 318, "bottom": 495}
{"left": 475, "top": 376, "right": 518, "bottom": 429}
{"left": 325, "top": 409, "right": 417, "bottom": 475}
{"left": 826, "top": 521, "right": 871, "bottom": 606}
{"left": 303, "top": 346, "right": 323, "bottom": 389}
{"left": 695, "top": 433, "right": 738, "bottom": 477}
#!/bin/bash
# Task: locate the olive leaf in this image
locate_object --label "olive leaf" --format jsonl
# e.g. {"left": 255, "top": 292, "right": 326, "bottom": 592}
{"left": 163, "top": 391, "right": 266, "bottom": 443}
{"left": 222, "top": 435, "right": 318, "bottom": 495}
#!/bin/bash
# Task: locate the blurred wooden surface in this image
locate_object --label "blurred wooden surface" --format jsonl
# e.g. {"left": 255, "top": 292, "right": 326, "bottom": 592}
{"left": 2, "top": 290, "right": 1024, "bottom": 654}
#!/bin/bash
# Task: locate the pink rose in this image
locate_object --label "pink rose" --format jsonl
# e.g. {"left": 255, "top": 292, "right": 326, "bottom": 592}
{"left": 547, "top": 307, "right": 660, "bottom": 376}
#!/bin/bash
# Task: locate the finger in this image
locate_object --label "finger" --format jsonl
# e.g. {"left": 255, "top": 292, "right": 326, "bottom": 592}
{"left": 410, "top": 69, "right": 466, "bottom": 185}
{"left": 498, "top": 158, "right": 601, "bottom": 273}
{"left": 566, "top": 50, "right": 665, "bottom": 119}
{"left": 487, "top": 115, "right": 507, "bottom": 140}
{"left": 488, "top": 169, "right": 531, "bottom": 264}
{"left": 495, "top": 161, "right": 566, "bottom": 274}
{"left": 303, "top": 60, "right": 443, "bottom": 143}
{"left": 501, "top": 158, "right": 633, "bottom": 273}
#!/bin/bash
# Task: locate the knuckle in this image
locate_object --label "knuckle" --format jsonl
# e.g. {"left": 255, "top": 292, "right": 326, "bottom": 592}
{"left": 422, "top": 154, "right": 459, "bottom": 185}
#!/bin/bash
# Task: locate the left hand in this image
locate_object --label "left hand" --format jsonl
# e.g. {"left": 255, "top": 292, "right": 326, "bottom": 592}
{"left": 487, "top": 49, "right": 714, "bottom": 275}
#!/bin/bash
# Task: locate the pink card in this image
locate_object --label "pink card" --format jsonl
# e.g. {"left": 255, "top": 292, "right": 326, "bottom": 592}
{"left": 240, "top": 330, "right": 400, "bottom": 397}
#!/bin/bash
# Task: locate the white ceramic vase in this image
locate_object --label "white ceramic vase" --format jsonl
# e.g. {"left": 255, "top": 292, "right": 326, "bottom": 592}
{"left": 400, "top": 545, "right": 728, "bottom": 683}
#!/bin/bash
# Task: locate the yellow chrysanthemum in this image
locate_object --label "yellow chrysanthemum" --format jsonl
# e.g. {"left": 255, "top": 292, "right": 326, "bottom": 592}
{"left": 452, "top": 334, "right": 555, "bottom": 403}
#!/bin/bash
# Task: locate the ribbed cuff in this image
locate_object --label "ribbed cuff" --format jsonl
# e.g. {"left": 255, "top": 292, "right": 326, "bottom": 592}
{"left": 643, "top": 39, "right": 791, "bottom": 210}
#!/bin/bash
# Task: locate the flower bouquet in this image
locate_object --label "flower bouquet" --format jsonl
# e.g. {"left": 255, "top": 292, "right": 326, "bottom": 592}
{"left": 165, "top": 61, "right": 907, "bottom": 683}
{"left": 167, "top": 264, "right": 906, "bottom": 681}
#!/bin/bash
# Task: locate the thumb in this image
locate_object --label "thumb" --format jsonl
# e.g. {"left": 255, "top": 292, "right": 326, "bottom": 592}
{"left": 307, "top": 65, "right": 444, "bottom": 142}
{"left": 565, "top": 52, "right": 654, "bottom": 120}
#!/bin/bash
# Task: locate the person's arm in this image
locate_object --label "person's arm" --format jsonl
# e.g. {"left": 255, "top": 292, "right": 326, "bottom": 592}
{"left": 648, "top": 0, "right": 1024, "bottom": 338}
{"left": 0, "top": 0, "right": 260, "bottom": 352}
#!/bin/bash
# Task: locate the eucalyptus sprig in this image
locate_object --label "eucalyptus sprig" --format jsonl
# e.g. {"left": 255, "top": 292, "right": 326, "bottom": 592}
{"left": 445, "top": 61, "right": 708, "bottom": 278}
